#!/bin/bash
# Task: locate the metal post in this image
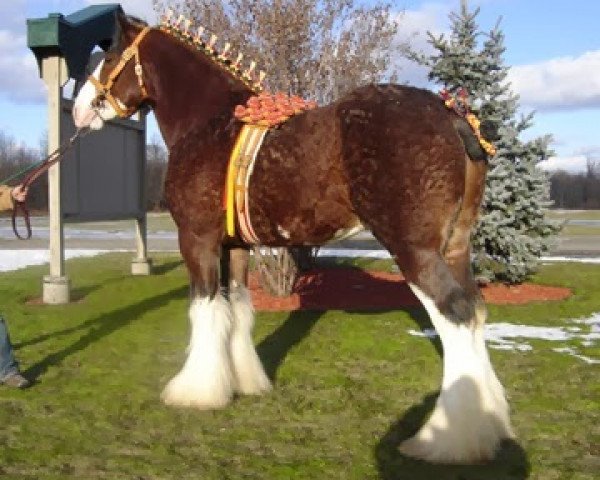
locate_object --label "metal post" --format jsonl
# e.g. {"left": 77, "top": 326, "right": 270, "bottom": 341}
{"left": 42, "top": 56, "right": 70, "bottom": 304}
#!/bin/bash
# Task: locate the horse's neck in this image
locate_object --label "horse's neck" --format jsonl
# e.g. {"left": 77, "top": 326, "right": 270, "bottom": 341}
{"left": 145, "top": 35, "right": 252, "bottom": 149}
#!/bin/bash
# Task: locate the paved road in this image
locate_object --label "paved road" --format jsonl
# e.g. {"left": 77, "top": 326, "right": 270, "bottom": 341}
{"left": 1, "top": 215, "right": 599, "bottom": 257}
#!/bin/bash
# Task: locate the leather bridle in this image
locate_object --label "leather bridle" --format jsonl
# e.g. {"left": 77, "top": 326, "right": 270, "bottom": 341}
{"left": 89, "top": 26, "right": 152, "bottom": 118}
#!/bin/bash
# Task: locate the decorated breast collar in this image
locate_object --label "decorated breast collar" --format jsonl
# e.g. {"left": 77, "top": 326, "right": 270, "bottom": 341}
{"left": 224, "top": 93, "right": 317, "bottom": 244}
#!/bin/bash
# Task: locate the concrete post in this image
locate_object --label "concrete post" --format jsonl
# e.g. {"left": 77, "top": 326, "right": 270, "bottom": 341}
{"left": 131, "top": 110, "right": 151, "bottom": 276}
{"left": 131, "top": 215, "right": 152, "bottom": 275}
{"left": 42, "top": 56, "right": 70, "bottom": 304}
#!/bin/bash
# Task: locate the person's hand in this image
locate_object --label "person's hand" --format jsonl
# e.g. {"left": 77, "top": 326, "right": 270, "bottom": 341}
{"left": 11, "top": 185, "right": 28, "bottom": 203}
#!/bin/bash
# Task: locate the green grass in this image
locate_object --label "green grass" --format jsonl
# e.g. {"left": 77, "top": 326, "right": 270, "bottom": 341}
{"left": 560, "top": 225, "right": 600, "bottom": 236}
{"left": 547, "top": 209, "right": 600, "bottom": 221}
{"left": 1, "top": 254, "right": 598, "bottom": 479}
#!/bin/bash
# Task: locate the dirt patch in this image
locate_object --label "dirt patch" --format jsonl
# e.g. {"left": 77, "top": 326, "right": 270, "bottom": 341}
{"left": 25, "top": 295, "right": 87, "bottom": 306}
{"left": 249, "top": 268, "right": 572, "bottom": 312}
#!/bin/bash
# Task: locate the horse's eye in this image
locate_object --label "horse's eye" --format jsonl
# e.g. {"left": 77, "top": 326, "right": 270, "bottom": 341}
{"left": 106, "top": 56, "right": 114, "bottom": 64}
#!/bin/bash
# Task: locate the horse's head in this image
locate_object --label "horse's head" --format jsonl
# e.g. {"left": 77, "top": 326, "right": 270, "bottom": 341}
{"left": 73, "top": 13, "right": 151, "bottom": 130}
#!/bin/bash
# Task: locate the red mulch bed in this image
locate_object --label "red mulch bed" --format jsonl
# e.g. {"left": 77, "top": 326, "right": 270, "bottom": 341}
{"left": 249, "top": 268, "right": 572, "bottom": 312}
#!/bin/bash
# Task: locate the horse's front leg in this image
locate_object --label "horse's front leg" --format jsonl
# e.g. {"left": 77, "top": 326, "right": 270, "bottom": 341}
{"left": 227, "top": 247, "right": 272, "bottom": 395}
{"left": 161, "top": 229, "right": 235, "bottom": 409}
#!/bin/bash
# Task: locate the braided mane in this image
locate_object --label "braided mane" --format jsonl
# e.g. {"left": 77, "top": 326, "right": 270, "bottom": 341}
{"left": 159, "top": 10, "right": 265, "bottom": 94}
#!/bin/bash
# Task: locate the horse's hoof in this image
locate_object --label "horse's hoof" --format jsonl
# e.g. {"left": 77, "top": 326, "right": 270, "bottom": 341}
{"left": 234, "top": 374, "right": 272, "bottom": 396}
{"left": 399, "top": 434, "right": 495, "bottom": 464}
{"left": 161, "top": 376, "right": 232, "bottom": 409}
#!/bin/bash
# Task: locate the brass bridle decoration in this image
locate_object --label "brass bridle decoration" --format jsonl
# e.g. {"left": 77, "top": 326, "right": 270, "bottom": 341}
{"left": 90, "top": 11, "right": 269, "bottom": 120}
{"left": 89, "top": 26, "right": 151, "bottom": 118}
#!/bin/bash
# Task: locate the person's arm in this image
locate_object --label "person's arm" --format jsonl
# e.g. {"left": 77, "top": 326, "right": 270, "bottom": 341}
{"left": 0, "top": 185, "right": 13, "bottom": 211}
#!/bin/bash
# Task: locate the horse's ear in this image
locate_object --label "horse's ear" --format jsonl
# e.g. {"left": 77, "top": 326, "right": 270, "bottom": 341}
{"left": 109, "top": 10, "right": 127, "bottom": 49}
{"left": 115, "top": 10, "right": 129, "bottom": 32}
{"left": 113, "top": 11, "right": 138, "bottom": 48}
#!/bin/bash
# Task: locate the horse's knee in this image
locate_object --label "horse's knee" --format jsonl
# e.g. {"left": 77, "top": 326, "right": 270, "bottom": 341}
{"left": 399, "top": 248, "right": 477, "bottom": 325}
{"left": 437, "top": 285, "right": 477, "bottom": 325}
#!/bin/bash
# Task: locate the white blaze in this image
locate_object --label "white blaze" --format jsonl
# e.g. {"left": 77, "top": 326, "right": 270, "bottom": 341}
{"left": 72, "top": 60, "right": 119, "bottom": 130}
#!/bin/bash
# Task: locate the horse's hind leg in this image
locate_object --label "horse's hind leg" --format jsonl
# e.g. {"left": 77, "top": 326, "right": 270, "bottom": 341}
{"left": 161, "top": 228, "right": 235, "bottom": 409}
{"left": 391, "top": 245, "right": 512, "bottom": 463}
{"left": 227, "top": 247, "right": 271, "bottom": 395}
{"left": 440, "top": 163, "right": 512, "bottom": 439}
{"left": 443, "top": 236, "right": 511, "bottom": 436}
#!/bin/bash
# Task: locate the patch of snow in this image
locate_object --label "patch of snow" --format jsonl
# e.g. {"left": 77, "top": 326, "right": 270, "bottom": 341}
{"left": 407, "top": 328, "right": 437, "bottom": 339}
{"left": 573, "top": 312, "right": 600, "bottom": 329}
{"left": 485, "top": 323, "right": 573, "bottom": 342}
{"left": 317, "top": 250, "right": 600, "bottom": 263}
{"left": 552, "top": 347, "right": 600, "bottom": 365}
{"left": 490, "top": 342, "right": 533, "bottom": 352}
{"left": 1, "top": 227, "right": 178, "bottom": 241}
{"left": 0, "top": 249, "right": 128, "bottom": 272}
{"left": 408, "top": 313, "right": 600, "bottom": 365}
{"left": 541, "top": 256, "right": 600, "bottom": 264}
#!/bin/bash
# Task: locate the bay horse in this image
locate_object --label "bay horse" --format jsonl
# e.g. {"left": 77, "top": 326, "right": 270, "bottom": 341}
{"left": 72, "top": 13, "right": 513, "bottom": 464}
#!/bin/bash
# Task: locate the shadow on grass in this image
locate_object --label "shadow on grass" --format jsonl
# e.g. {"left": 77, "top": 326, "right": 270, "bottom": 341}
{"left": 69, "top": 285, "right": 98, "bottom": 302}
{"left": 279, "top": 266, "right": 529, "bottom": 478}
{"left": 151, "top": 259, "right": 184, "bottom": 276}
{"left": 257, "top": 309, "right": 323, "bottom": 382}
{"left": 375, "top": 390, "right": 530, "bottom": 480}
{"left": 289, "top": 266, "right": 445, "bottom": 358}
{"left": 23, "top": 285, "right": 188, "bottom": 382}
{"left": 66, "top": 260, "right": 183, "bottom": 301}
{"left": 18, "top": 261, "right": 186, "bottom": 350}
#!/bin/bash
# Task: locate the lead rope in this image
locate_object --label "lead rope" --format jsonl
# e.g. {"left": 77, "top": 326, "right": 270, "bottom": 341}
{"left": 11, "top": 127, "right": 91, "bottom": 239}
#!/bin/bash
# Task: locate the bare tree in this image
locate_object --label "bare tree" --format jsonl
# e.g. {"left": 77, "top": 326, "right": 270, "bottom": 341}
{"left": 145, "top": 135, "right": 169, "bottom": 211}
{"left": 153, "top": 0, "right": 406, "bottom": 295}
{"left": 548, "top": 159, "right": 600, "bottom": 209}
{"left": 155, "top": 0, "right": 404, "bottom": 101}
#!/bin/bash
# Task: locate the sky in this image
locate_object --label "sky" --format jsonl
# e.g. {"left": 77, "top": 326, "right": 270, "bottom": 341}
{"left": 1, "top": 0, "right": 599, "bottom": 173}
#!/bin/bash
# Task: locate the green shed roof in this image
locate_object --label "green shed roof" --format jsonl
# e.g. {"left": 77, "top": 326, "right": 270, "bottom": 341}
{"left": 27, "top": 4, "right": 124, "bottom": 80}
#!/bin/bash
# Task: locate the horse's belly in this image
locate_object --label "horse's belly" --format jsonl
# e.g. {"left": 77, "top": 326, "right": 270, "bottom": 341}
{"left": 248, "top": 196, "right": 361, "bottom": 247}
{"left": 244, "top": 103, "right": 356, "bottom": 247}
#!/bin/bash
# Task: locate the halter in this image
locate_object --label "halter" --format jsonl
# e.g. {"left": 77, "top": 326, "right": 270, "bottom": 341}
{"left": 89, "top": 26, "right": 152, "bottom": 118}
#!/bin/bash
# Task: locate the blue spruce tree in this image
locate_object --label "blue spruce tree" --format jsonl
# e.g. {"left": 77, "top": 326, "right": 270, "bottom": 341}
{"left": 411, "top": 0, "right": 560, "bottom": 283}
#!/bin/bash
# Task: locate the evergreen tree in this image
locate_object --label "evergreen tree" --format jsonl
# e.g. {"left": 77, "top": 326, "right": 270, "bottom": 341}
{"left": 411, "top": 0, "right": 560, "bottom": 283}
